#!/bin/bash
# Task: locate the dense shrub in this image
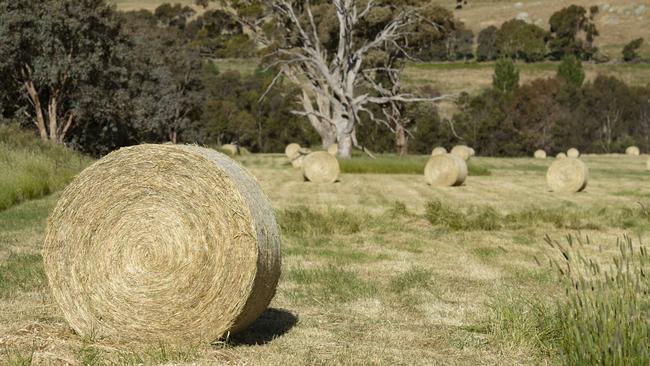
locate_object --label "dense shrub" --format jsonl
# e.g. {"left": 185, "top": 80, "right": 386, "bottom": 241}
{"left": 622, "top": 38, "right": 644, "bottom": 63}
{"left": 548, "top": 5, "right": 599, "bottom": 60}
{"left": 496, "top": 20, "right": 547, "bottom": 62}
{"left": 476, "top": 26, "right": 499, "bottom": 62}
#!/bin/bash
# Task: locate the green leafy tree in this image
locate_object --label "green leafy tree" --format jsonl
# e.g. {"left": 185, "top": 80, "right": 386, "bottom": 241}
{"left": 622, "top": 38, "right": 644, "bottom": 63}
{"left": 492, "top": 58, "right": 519, "bottom": 94}
{"left": 548, "top": 5, "right": 599, "bottom": 60}
{"left": 0, "top": 0, "right": 132, "bottom": 144}
{"left": 477, "top": 26, "right": 499, "bottom": 62}
{"left": 557, "top": 55, "right": 585, "bottom": 87}
{"left": 495, "top": 19, "right": 547, "bottom": 62}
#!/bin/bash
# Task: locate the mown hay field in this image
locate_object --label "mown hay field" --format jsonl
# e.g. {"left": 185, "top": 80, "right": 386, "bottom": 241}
{"left": 2, "top": 152, "right": 650, "bottom": 364}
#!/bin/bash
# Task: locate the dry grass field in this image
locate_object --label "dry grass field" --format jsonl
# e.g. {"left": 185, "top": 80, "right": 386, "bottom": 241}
{"left": 2, "top": 153, "right": 650, "bottom": 365}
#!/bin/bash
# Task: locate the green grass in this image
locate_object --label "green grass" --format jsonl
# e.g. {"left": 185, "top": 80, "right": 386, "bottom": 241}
{"left": 338, "top": 155, "right": 491, "bottom": 176}
{"left": 389, "top": 267, "right": 434, "bottom": 294}
{"left": 278, "top": 206, "right": 363, "bottom": 236}
{"left": 0, "top": 125, "right": 92, "bottom": 211}
{"left": 286, "top": 265, "right": 378, "bottom": 304}
{"left": 0, "top": 253, "right": 45, "bottom": 298}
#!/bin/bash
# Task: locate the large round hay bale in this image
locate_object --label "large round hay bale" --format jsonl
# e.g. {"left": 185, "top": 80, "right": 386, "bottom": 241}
{"left": 534, "top": 149, "right": 547, "bottom": 159}
{"left": 43, "top": 144, "right": 281, "bottom": 344}
{"left": 220, "top": 144, "right": 239, "bottom": 156}
{"left": 546, "top": 157, "right": 588, "bottom": 193}
{"left": 567, "top": 148, "right": 580, "bottom": 158}
{"left": 424, "top": 153, "right": 467, "bottom": 187}
{"left": 431, "top": 147, "right": 447, "bottom": 156}
{"left": 626, "top": 146, "right": 640, "bottom": 156}
{"left": 285, "top": 143, "right": 301, "bottom": 160}
{"left": 556, "top": 152, "right": 567, "bottom": 159}
{"left": 302, "top": 151, "right": 339, "bottom": 183}
{"left": 327, "top": 144, "right": 338, "bottom": 156}
{"left": 450, "top": 145, "right": 472, "bottom": 161}
{"left": 291, "top": 154, "right": 304, "bottom": 168}
{"left": 468, "top": 147, "right": 476, "bottom": 157}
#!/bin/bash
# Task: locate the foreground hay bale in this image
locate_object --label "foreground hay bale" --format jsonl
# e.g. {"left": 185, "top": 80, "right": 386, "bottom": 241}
{"left": 450, "top": 145, "right": 472, "bottom": 161}
{"left": 43, "top": 144, "right": 281, "bottom": 343}
{"left": 626, "top": 146, "right": 640, "bottom": 156}
{"left": 534, "top": 149, "right": 547, "bottom": 159}
{"left": 302, "top": 151, "right": 339, "bottom": 183}
{"left": 567, "top": 148, "right": 580, "bottom": 158}
{"left": 556, "top": 152, "right": 567, "bottom": 159}
{"left": 285, "top": 143, "right": 301, "bottom": 160}
{"left": 546, "top": 157, "right": 589, "bottom": 193}
{"left": 424, "top": 153, "right": 467, "bottom": 187}
{"left": 327, "top": 143, "right": 338, "bottom": 156}
{"left": 431, "top": 147, "right": 447, "bottom": 156}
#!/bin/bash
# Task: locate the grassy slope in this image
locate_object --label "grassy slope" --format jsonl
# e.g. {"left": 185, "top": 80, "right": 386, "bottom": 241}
{"left": 2, "top": 153, "right": 649, "bottom": 364}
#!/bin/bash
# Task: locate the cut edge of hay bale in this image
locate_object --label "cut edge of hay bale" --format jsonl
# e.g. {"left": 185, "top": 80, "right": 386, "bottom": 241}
{"left": 285, "top": 143, "right": 301, "bottom": 160}
{"left": 534, "top": 149, "right": 547, "bottom": 159}
{"left": 43, "top": 144, "right": 281, "bottom": 344}
{"left": 626, "top": 146, "right": 640, "bottom": 156}
{"left": 567, "top": 148, "right": 580, "bottom": 158}
{"left": 302, "top": 151, "right": 340, "bottom": 183}
{"left": 424, "top": 153, "right": 467, "bottom": 187}
{"left": 450, "top": 145, "right": 472, "bottom": 161}
{"left": 546, "top": 157, "right": 589, "bottom": 193}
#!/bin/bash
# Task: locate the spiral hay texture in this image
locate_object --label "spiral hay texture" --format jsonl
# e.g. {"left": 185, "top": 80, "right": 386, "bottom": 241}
{"left": 567, "top": 148, "right": 580, "bottom": 158}
{"left": 424, "top": 154, "right": 467, "bottom": 187}
{"left": 626, "top": 146, "right": 640, "bottom": 156}
{"left": 546, "top": 158, "right": 589, "bottom": 193}
{"left": 431, "top": 147, "right": 447, "bottom": 156}
{"left": 302, "top": 151, "right": 340, "bottom": 183}
{"left": 450, "top": 145, "right": 472, "bottom": 161}
{"left": 534, "top": 149, "right": 547, "bottom": 159}
{"left": 43, "top": 144, "right": 281, "bottom": 344}
{"left": 327, "top": 143, "right": 338, "bottom": 156}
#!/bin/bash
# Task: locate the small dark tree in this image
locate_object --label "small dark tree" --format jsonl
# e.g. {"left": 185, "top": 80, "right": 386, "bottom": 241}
{"left": 493, "top": 58, "right": 519, "bottom": 94}
{"left": 557, "top": 55, "right": 585, "bottom": 87}
{"left": 476, "top": 26, "right": 498, "bottom": 62}
{"left": 154, "top": 3, "right": 195, "bottom": 28}
{"left": 548, "top": 5, "right": 599, "bottom": 60}
{"left": 622, "top": 38, "right": 644, "bottom": 63}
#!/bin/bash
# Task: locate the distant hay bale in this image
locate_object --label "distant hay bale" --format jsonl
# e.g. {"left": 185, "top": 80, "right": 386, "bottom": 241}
{"left": 468, "top": 147, "right": 476, "bottom": 157}
{"left": 285, "top": 143, "right": 301, "bottom": 160}
{"left": 556, "top": 152, "right": 567, "bottom": 159}
{"left": 567, "top": 148, "right": 580, "bottom": 158}
{"left": 546, "top": 157, "right": 589, "bottom": 193}
{"left": 43, "top": 144, "right": 281, "bottom": 344}
{"left": 534, "top": 149, "right": 547, "bottom": 159}
{"left": 450, "top": 145, "right": 472, "bottom": 161}
{"left": 424, "top": 153, "right": 467, "bottom": 187}
{"left": 431, "top": 147, "right": 447, "bottom": 156}
{"left": 291, "top": 155, "right": 304, "bottom": 168}
{"left": 327, "top": 144, "right": 338, "bottom": 156}
{"left": 220, "top": 144, "right": 239, "bottom": 156}
{"left": 626, "top": 146, "right": 640, "bottom": 156}
{"left": 302, "top": 151, "right": 340, "bottom": 183}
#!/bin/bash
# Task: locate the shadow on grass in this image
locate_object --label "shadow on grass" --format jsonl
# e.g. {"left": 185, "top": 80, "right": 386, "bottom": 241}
{"left": 229, "top": 308, "right": 298, "bottom": 346}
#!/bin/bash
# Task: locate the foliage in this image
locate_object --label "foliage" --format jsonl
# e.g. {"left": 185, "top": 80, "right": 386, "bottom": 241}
{"left": 556, "top": 55, "right": 585, "bottom": 87}
{"left": 476, "top": 26, "right": 499, "bottom": 62}
{"left": 493, "top": 58, "right": 520, "bottom": 94}
{"left": 622, "top": 38, "right": 644, "bottom": 63}
{"left": 496, "top": 20, "right": 547, "bottom": 62}
{"left": 548, "top": 5, "right": 599, "bottom": 60}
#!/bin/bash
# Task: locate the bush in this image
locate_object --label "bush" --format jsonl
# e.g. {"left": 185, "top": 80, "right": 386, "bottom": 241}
{"left": 556, "top": 55, "right": 585, "bottom": 87}
{"left": 477, "top": 26, "right": 499, "bottom": 62}
{"left": 622, "top": 38, "right": 644, "bottom": 63}
{"left": 496, "top": 19, "right": 547, "bottom": 62}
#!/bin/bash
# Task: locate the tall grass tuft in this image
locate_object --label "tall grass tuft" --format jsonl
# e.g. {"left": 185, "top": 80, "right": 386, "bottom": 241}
{"left": 0, "top": 124, "right": 91, "bottom": 210}
{"left": 278, "top": 206, "right": 363, "bottom": 236}
{"left": 547, "top": 234, "right": 650, "bottom": 365}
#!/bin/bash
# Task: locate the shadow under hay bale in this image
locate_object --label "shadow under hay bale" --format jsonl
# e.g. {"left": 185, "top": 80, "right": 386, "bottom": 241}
{"left": 228, "top": 308, "right": 298, "bottom": 346}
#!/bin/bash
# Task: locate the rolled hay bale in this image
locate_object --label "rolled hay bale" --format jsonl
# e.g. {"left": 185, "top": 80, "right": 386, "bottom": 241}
{"left": 302, "top": 151, "right": 340, "bottom": 183}
{"left": 424, "top": 153, "right": 467, "bottom": 187}
{"left": 647, "top": 157, "right": 650, "bottom": 170}
{"left": 450, "top": 145, "right": 472, "bottom": 161}
{"left": 291, "top": 154, "right": 304, "bottom": 168}
{"left": 626, "top": 146, "right": 640, "bottom": 156}
{"left": 285, "top": 143, "right": 301, "bottom": 160}
{"left": 546, "top": 157, "right": 589, "bottom": 193}
{"left": 220, "top": 144, "right": 239, "bottom": 156}
{"left": 431, "top": 147, "right": 447, "bottom": 156}
{"left": 327, "top": 143, "right": 338, "bottom": 156}
{"left": 556, "top": 152, "right": 567, "bottom": 159}
{"left": 534, "top": 149, "right": 547, "bottom": 159}
{"left": 567, "top": 148, "right": 580, "bottom": 158}
{"left": 43, "top": 144, "right": 281, "bottom": 344}
{"left": 468, "top": 147, "right": 476, "bottom": 157}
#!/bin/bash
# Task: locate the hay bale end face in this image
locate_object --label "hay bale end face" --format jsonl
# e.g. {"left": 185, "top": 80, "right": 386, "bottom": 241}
{"left": 43, "top": 144, "right": 281, "bottom": 344}
{"left": 327, "top": 144, "right": 338, "bottom": 156}
{"left": 285, "top": 143, "right": 301, "bottom": 160}
{"left": 431, "top": 147, "right": 447, "bottom": 156}
{"left": 534, "top": 149, "right": 547, "bottom": 159}
{"left": 626, "top": 146, "right": 640, "bottom": 156}
{"left": 302, "top": 151, "right": 340, "bottom": 183}
{"left": 424, "top": 153, "right": 467, "bottom": 187}
{"left": 556, "top": 152, "right": 567, "bottom": 159}
{"left": 450, "top": 145, "right": 472, "bottom": 161}
{"left": 567, "top": 148, "right": 580, "bottom": 158}
{"left": 546, "top": 157, "right": 589, "bottom": 193}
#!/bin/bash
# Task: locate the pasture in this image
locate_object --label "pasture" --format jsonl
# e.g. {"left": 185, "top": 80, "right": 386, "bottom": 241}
{"left": 2, "top": 151, "right": 649, "bottom": 365}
